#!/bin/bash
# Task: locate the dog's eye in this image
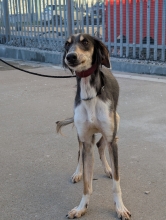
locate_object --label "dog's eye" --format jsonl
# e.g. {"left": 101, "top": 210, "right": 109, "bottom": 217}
{"left": 81, "top": 39, "right": 88, "bottom": 46}
{"left": 65, "top": 41, "right": 71, "bottom": 48}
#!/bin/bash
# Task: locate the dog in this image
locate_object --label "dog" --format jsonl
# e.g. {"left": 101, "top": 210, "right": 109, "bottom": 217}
{"left": 56, "top": 34, "right": 131, "bottom": 219}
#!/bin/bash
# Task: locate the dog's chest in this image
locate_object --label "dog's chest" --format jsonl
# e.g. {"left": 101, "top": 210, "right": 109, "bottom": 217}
{"left": 80, "top": 77, "right": 96, "bottom": 101}
{"left": 74, "top": 77, "right": 111, "bottom": 130}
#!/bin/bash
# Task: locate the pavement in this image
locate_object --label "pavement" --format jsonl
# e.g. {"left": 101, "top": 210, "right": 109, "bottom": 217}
{"left": 0, "top": 59, "right": 166, "bottom": 220}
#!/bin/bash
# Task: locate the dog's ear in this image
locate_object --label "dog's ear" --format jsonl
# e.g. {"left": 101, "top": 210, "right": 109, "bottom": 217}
{"left": 93, "top": 38, "right": 110, "bottom": 68}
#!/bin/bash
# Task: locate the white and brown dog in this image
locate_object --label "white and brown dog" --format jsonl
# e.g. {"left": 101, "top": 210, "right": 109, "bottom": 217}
{"left": 56, "top": 34, "right": 131, "bottom": 219}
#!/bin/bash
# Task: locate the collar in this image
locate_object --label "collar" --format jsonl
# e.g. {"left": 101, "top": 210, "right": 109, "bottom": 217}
{"left": 75, "top": 64, "right": 97, "bottom": 78}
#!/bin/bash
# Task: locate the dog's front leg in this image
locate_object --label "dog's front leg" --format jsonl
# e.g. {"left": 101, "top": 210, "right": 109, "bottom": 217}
{"left": 67, "top": 137, "right": 94, "bottom": 219}
{"left": 71, "top": 139, "right": 83, "bottom": 183}
{"left": 108, "top": 140, "right": 131, "bottom": 220}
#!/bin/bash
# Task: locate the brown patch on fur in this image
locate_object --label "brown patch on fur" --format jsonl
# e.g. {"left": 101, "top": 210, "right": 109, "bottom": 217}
{"left": 96, "top": 136, "right": 105, "bottom": 159}
{"left": 80, "top": 35, "right": 84, "bottom": 41}
{"left": 78, "top": 150, "right": 80, "bottom": 162}
{"left": 110, "top": 112, "right": 120, "bottom": 133}
{"left": 82, "top": 141, "right": 94, "bottom": 195}
{"left": 74, "top": 45, "right": 94, "bottom": 61}
{"left": 108, "top": 141, "right": 119, "bottom": 181}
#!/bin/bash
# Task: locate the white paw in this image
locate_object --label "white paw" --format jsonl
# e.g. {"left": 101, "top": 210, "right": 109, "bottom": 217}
{"left": 71, "top": 172, "right": 82, "bottom": 183}
{"left": 115, "top": 202, "right": 131, "bottom": 220}
{"left": 66, "top": 206, "right": 87, "bottom": 219}
{"left": 66, "top": 195, "right": 89, "bottom": 219}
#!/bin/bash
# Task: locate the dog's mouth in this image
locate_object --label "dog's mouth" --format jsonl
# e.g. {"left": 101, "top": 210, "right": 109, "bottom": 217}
{"left": 65, "top": 59, "right": 86, "bottom": 68}
{"left": 65, "top": 52, "right": 90, "bottom": 70}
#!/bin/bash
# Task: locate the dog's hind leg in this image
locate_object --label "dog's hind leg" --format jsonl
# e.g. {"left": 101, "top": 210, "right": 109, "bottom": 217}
{"left": 67, "top": 135, "right": 94, "bottom": 219}
{"left": 71, "top": 138, "right": 83, "bottom": 183}
{"left": 97, "top": 136, "right": 112, "bottom": 178}
{"left": 108, "top": 140, "right": 131, "bottom": 220}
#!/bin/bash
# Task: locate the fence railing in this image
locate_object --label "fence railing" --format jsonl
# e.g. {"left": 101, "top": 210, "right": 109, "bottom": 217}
{"left": 0, "top": 0, "right": 166, "bottom": 62}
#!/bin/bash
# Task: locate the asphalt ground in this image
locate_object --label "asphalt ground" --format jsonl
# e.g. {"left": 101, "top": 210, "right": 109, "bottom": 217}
{"left": 0, "top": 59, "right": 166, "bottom": 220}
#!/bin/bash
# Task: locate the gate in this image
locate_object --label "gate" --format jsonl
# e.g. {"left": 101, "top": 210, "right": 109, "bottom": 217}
{"left": 0, "top": 0, "right": 166, "bottom": 62}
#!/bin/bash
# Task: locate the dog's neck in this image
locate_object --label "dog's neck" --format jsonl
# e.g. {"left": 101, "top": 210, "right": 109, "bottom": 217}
{"left": 75, "top": 64, "right": 97, "bottom": 78}
{"left": 75, "top": 67, "right": 105, "bottom": 105}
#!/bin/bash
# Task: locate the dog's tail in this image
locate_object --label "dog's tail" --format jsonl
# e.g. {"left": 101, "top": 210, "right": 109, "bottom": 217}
{"left": 56, "top": 117, "right": 74, "bottom": 134}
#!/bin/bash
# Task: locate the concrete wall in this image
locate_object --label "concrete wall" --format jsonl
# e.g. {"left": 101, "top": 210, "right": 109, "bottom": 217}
{"left": 0, "top": 44, "right": 166, "bottom": 76}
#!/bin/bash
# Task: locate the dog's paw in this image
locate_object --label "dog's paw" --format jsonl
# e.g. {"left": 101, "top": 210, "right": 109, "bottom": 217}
{"left": 67, "top": 195, "right": 89, "bottom": 219}
{"left": 104, "top": 167, "right": 112, "bottom": 178}
{"left": 66, "top": 206, "right": 87, "bottom": 219}
{"left": 71, "top": 172, "right": 82, "bottom": 183}
{"left": 115, "top": 203, "right": 131, "bottom": 220}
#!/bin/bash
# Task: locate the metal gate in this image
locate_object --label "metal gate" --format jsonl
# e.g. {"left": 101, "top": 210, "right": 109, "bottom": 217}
{"left": 0, "top": 0, "right": 166, "bottom": 61}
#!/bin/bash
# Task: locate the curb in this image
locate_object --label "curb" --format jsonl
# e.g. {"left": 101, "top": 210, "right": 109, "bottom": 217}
{"left": 111, "top": 58, "right": 166, "bottom": 76}
{"left": 0, "top": 45, "right": 62, "bottom": 65}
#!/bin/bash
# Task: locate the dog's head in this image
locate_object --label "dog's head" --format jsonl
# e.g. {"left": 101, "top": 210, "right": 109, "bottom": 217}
{"left": 63, "top": 34, "right": 110, "bottom": 73}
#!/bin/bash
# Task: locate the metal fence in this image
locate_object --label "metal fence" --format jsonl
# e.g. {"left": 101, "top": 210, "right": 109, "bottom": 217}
{"left": 0, "top": 0, "right": 166, "bottom": 61}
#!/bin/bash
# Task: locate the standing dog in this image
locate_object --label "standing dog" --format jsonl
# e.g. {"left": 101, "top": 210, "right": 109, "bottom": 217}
{"left": 56, "top": 34, "right": 131, "bottom": 219}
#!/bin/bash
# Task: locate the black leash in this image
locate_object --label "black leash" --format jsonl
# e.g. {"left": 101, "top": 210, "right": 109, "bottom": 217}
{"left": 0, "top": 58, "right": 76, "bottom": 79}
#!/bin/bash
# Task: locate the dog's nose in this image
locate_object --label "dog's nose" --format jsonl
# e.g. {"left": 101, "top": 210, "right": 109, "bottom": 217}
{"left": 66, "top": 53, "right": 77, "bottom": 63}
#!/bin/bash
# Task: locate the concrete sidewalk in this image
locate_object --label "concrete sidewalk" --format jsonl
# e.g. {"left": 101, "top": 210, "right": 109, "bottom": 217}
{"left": 0, "top": 62, "right": 166, "bottom": 220}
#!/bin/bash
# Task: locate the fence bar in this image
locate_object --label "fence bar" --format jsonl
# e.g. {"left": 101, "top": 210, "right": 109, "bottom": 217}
{"left": 67, "top": 0, "right": 72, "bottom": 36}
{"left": 50, "top": 0, "right": 54, "bottom": 43}
{"left": 3, "top": 0, "right": 10, "bottom": 42}
{"left": 46, "top": 0, "right": 51, "bottom": 42}
{"left": 71, "top": 0, "right": 75, "bottom": 34}
{"left": 75, "top": 1, "right": 79, "bottom": 34}
{"left": 59, "top": 0, "right": 63, "bottom": 45}
{"left": 102, "top": 1, "right": 105, "bottom": 44}
{"left": 80, "top": 3, "right": 84, "bottom": 34}
{"left": 126, "top": 0, "right": 129, "bottom": 58}
{"left": 31, "top": 0, "right": 35, "bottom": 38}
{"left": 35, "top": 0, "right": 40, "bottom": 45}
{"left": 9, "top": 0, "right": 14, "bottom": 39}
{"left": 25, "top": 0, "right": 30, "bottom": 43}
{"left": 0, "top": 2, "right": 2, "bottom": 36}
{"left": 86, "top": 1, "right": 89, "bottom": 34}
{"left": 139, "top": 0, "right": 143, "bottom": 58}
{"left": 54, "top": 0, "right": 59, "bottom": 41}
{"left": 146, "top": 0, "right": 151, "bottom": 59}
{"left": 91, "top": 1, "right": 94, "bottom": 36}
{"left": 133, "top": 0, "right": 136, "bottom": 58}
{"left": 120, "top": 0, "right": 123, "bottom": 57}
{"left": 19, "top": 0, "right": 24, "bottom": 45}
{"left": 96, "top": 0, "right": 100, "bottom": 37}
{"left": 15, "top": 0, "right": 21, "bottom": 41}
{"left": 113, "top": 0, "right": 117, "bottom": 56}
{"left": 107, "top": 0, "right": 111, "bottom": 52}
{"left": 154, "top": 0, "right": 158, "bottom": 60}
{"left": 161, "top": 0, "right": 166, "bottom": 61}
{"left": 43, "top": 0, "right": 47, "bottom": 41}
{"left": 63, "top": 0, "right": 67, "bottom": 38}
{"left": 22, "top": 0, "right": 26, "bottom": 43}
{"left": 39, "top": 0, "right": 43, "bottom": 45}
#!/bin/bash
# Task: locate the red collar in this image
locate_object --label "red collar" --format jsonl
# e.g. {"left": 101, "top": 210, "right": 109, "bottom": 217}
{"left": 75, "top": 64, "right": 97, "bottom": 78}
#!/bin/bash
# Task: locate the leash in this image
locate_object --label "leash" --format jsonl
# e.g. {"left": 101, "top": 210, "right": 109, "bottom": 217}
{"left": 0, "top": 58, "right": 76, "bottom": 79}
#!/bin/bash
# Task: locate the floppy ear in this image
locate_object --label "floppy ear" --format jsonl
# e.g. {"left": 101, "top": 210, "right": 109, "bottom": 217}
{"left": 93, "top": 37, "right": 110, "bottom": 68}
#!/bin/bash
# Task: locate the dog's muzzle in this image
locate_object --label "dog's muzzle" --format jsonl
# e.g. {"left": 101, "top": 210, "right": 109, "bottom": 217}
{"left": 66, "top": 52, "right": 79, "bottom": 66}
